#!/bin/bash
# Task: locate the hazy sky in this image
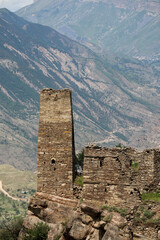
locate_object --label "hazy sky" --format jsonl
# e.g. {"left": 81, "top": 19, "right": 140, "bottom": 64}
{"left": 0, "top": 0, "right": 33, "bottom": 12}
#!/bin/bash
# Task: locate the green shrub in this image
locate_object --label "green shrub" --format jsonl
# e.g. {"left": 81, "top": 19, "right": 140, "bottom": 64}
{"left": 115, "top": 143, "right": 123, "bottom": 148}
{"left": 101, "top": 205, "right": 128, "bottom": 217}
{"left": 76, "top": 149, "right": 84, "bottom": 168}
{"left": 133, "top": 217, "right": 142, "bottom": 225}
{"left": 74, "top": 176, "right": 83, "bottom": 187}
{"left": 101, "top": 205, "right": 109, "bottom": 210}
{"left": 23, "top": 222, "right": 50, "bottom": 240}
{"left": 111, "top": 206, "right": 118, "bottom": 212}
{"left": 102, "top": 205, "right": 118, "bottom": 212}
{"left": 133, "top": 208, "right": 159, "bottom": 227}
{"left": 119, "top": 208, "right": 128, "bottom": 217}
{"left": 0, "top": 229, "right": 13, "bottom": 240}
{"left": 136, "top": 212, "right": 141, "bottom": 217}
{"left": 145, "top": 217, "right": 160, "bottom": 226}
{"left": 139, "top": 205, "right": 144, "bottom": 212}
{"left": 0, "top": 216, "right": 23, "bottom": 240}
{"left": 143, "top": 209, "right": 155, "bottom": 219}
{"left": 131, "top": 161, "right": 139, "bottom": 170}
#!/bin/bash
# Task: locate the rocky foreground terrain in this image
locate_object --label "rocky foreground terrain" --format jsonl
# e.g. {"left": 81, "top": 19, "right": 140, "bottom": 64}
{"left": 19, "top": 192, "right": 160, "bottom": 240}
{"left": 19, "top": 145, "right": 160, "bottom": 240}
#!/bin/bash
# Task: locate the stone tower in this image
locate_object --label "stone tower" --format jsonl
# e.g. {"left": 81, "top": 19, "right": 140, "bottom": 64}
{"left": 37, "top": 89, "right": 75, "bottom": 198}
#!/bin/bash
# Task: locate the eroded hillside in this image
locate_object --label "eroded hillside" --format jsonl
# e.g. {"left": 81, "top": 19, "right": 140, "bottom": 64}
{"left": 0, "top": 9, "right": 160, "bottom": 170}
{"left": 17, "top": 0, "right": 160, "bottom": 59}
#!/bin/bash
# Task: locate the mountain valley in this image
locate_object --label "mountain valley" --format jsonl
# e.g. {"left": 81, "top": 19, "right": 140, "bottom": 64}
{"left": 17, "top": 0, "right": 160, "bottom": 59}
{"left": 0, "top": 9, "right": 160, "bottom": 170}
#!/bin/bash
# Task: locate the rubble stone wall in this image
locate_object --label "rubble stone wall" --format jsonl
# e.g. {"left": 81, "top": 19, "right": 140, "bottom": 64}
{"left": 154, "top": 150, "right": 160, "bottom": 187}
{"left": 36, "top": 88, "right": 160, "bottom": 206}
{"left": 83, "top": 146, "right": 160, "bottom": 207}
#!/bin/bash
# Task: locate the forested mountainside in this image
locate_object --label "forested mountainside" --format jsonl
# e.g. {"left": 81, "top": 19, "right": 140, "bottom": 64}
{"left": 17, "top": 0, "right": 160, "bottom": 59}
{"left": 0, "top": 8, "right": 160, "bottom": 170}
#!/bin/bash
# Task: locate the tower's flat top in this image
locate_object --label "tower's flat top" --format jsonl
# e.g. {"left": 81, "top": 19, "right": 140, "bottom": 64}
{"left": 41, "top": 88, "right": 71, "bottom": 93}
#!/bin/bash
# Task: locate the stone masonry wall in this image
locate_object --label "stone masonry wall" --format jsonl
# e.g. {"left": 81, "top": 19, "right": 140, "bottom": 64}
{"left": 36, "top": 88, "right": 160, "bottom": 205}
{"left": 22, "top": 88, "right": 160, "bottom": 240}
{"left": 82, "top": 146, "right": 160, "bottom": 207}
{"left": 154, "top": 150, "right": 160, "bottom": 189}
{"left": 37, "top": 89, "right": 75, "bottom": 198}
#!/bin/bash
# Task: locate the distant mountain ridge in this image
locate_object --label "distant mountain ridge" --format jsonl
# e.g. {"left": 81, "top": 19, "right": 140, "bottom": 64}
{"left": 0, "top": 9, "right": 160, "bottom": 170}
{"left": 16, "top": 0, "right": 160, "bottom": 59}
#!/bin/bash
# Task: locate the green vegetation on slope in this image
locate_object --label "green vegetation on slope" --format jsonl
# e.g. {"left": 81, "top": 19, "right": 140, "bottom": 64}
{"left": 0, "top": 216, "right": 23, "bottom": 240}
{"left": 142, "top": 192, "right": 160, "bottom": 203}
{"left": 134, "top": 206, "right": 160, "bottom": 226}
{"left": 23, "top": 222, "right": 50, "bottom": 240}
{"left": 0, "top": 164, "right": 36, "bottom": 199}
{"left": 0, "top": 164, "right": 36, "bottom": 224}
{"left": 0, "top": 193, "right": 27, "bottom": 223}
{"left": 0, "top": 219, "right": 50, "bottom": 240}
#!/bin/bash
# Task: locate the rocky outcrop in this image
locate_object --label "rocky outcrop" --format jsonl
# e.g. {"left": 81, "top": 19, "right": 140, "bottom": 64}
{"left": 19, "top": 192, "right": 160, "bottom": 240}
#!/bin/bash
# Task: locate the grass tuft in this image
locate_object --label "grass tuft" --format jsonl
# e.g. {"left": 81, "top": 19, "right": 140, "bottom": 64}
{"left": 142, "top": 192, "right": 160, "bottom": 203}
{"left": 101, "top": 205, "right": 128, "bottom": 217}
{"left": 131, "top": 161, "right": 139, "bottom": 170}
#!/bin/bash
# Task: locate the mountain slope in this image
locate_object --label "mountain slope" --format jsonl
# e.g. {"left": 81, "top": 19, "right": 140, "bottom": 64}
{"left": 17, "top": 0, "right": 160, "bottom": 59}
{"left": 0, "top": 164, "right": 36, "bottom": 222}
{"left": 0, "top": 9, "right": 160, "bottom": 170}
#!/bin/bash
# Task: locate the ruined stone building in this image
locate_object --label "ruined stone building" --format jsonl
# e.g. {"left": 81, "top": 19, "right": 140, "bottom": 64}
{"left": 37, "top": 88, "right": 160, "bottom": 207}
{"left": 83, "top": 146, "right": 160, "bottom": 207}
{"left": 23, "top": 88, "right": 160, "bottom": 240}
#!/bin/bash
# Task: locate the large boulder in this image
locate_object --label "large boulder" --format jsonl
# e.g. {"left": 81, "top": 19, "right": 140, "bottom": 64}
{"left": 68, "top": 219, "right": 90, "bottom": 240}
{"left": 81, "top": 204, "right": 101, "bottom": 218}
